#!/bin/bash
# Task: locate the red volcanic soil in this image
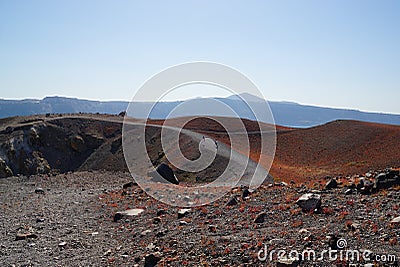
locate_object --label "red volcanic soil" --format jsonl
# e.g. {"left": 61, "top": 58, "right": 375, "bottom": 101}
{"left": 273, "top": 120, "right": 400, "bottom": 182}
{"left": 150, "top": 117, "right": 400, "bottom": 183}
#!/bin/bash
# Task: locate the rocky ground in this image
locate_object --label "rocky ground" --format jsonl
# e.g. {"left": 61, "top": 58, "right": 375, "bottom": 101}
{"left": 1, "top": 170, "right": 400, "bottom": 266}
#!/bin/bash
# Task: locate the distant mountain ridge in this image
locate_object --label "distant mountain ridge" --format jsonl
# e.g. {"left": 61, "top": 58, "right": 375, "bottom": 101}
{"left": 1, "top": 95, "right": 399, "bottom": 127}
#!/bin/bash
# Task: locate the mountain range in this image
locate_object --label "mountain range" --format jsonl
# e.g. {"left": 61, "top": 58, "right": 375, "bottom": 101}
{"left": 1, "top": 93, "right": 399, "bottom": 127}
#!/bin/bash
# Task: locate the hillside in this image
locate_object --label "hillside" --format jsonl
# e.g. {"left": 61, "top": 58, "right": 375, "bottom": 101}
{"left": 0, "top": 114, "right": 398, "bottom": 183}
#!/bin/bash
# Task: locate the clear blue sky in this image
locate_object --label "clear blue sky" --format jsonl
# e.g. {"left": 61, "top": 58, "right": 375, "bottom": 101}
{"left": 0, "top": 0, "right": 399, "bottom": 114}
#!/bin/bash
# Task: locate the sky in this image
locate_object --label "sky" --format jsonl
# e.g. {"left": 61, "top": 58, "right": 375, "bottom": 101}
{"left": 0, "top": 0, "right": 399, "bottom": 114}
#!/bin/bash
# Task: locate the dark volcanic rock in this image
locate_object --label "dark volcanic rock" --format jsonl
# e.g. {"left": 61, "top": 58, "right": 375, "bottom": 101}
{"left": 35, "top": 188, "right": 45, "bottom": 194}
{"left": 253, "top": 211, "right": 267, "bottom": 223}
{"left": 374, "top": 169, "right": 400, "bottom": 191}
{"left": 154, "top": 163, "right": 179, "bottom": 185}
{"left": 15, "top": 232, "right": 38, "bottom": 241}
{"left": 360, "top": 179, "right": 374, "bottom": 194}
{"left": 0, "top": 158, "right": 13, "bottom": 178}
{"left": 70, "top": 135, "right": 86, "bottom": 152}
{"left": 325, "top": 178, "right": 338, "bottom": 189}
{"left": 144, "top": 253, "right": 162, "bottom": 267}
{"left": 122, "top": 181, "right": 136, "bottom": 189}
{"left": 296, "top": 193, "right": 321, "bottom": 212}
{"left": 225, "top": 196, "right": 238, "bottom": 206}
{"left": 242, "top": 187, "right": 251, "bottom": 199}
{"left": 177, "top": 208, "right": 191, "bottom": 219}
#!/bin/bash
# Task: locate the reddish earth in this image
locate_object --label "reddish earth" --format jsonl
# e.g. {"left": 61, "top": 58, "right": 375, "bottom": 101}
{"left": 272, "top": 120, "right": 400, "bottom": 183}
{"left": 157, "top": 117, "right": 399, "bottom": 183}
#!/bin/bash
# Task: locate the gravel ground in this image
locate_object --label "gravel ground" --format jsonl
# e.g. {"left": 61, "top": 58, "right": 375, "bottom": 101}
{"left": 1, "top": 171, "right": 400, "bottom": 266}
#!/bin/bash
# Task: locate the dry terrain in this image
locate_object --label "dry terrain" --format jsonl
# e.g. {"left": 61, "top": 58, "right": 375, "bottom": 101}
{"left": 0, "top": 114, "right": 399, "bottom": 266}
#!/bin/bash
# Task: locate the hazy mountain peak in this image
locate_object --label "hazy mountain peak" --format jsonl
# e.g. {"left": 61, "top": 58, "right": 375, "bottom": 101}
{"left": 226, "top": 93, "right": 266, "bottom": 102}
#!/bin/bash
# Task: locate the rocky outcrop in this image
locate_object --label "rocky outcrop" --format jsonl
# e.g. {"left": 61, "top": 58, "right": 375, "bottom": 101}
{"left": 0, "top": 157, "right": 13, "bottom": 178}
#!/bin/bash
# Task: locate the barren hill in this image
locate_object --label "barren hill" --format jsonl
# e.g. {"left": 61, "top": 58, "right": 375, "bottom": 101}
{"left": 0, "top": 114, "right": 399, "bottom": 183}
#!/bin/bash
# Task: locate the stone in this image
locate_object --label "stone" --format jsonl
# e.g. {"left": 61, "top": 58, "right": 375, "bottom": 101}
{"left": 208, "top": 225, "right": 217, "bottom": 232}
{"left": 70, "top": 135, "right": 86, "bottom": 152}
{"left": 242, "top": 188, "right": 251, "bottom": 199}
{"left": 356, "top": 178, "right": 365, "bottom": 191}
{"left": 153, "top": 217, "right": 162, "bottom": 224}
{"left": 390, "top": 216, "right": 400, "bottom": 225}
{"left": 140, "top": 230, "right": 152, "bottom": 236}
{"left": 280, "top": 181, "right": 289, "bottom": 187}
{"left": 295, "top": 193, "right": 321, "bottom": 212}
{"left": 113, "top": 208, "right": 144, "bottom": 222}
{"left": 325, "top": 179, "right": 338, "bottom": 189}
{"left": 103, "top": 249, "right": 112, "bottom": 256}
{"left": 156, "top": 209, "right": 167, "bottom": 216}
{"left": 177, "top": 208, "right": 191, "bottom": 219}
{"left": 375, "top": 172, "right": 387, "bottom": 181}
{"left": 374, "top": 173, "right": 400, "bottom": 190}
{"left": 360, "top": 180, "right": 374, "bottom": 194}
{"left": 326, "top": 235, "right": 340, "bottom": 250}
{"left": 254, "top": 211, "right": 267, "bottom": 223}
{"left": 144, "top": 252, "right": 162, "bottom": 267}
{"left": 345, "top": 189, "right": 352, "bottom": 195}
{"left": 153, "top": 163, "right": 179, "bottom": 185}
{"left": 225, "top": 196, "right": 238, "bottom": 206}
{"left": 35, "top": 188, "right": 45, "bottom": 194}
{"left": 346, "top": 222, "right": 360, "bottom": 232}
{"left": 276, "top": 258, "right": 299, "bottom": 267}
{"left": 387, "top": 169, "right": 399, "bottom": 179}
{"left": 0, "top": 158, "right": 13, "bottom": 178}
{"left": 15, "top": 232, "right": 38, "bottom": 241}
{"left": 122, "top": 181, "right": 136, "bottom": 189}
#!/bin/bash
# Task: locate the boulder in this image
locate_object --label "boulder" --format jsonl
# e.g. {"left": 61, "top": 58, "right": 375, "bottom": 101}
{"left": 356, "top": 178, "right": 365, "bottom": 191}
{"left": 374, "top": 170, "right": 400, "bottom": 191}
{"left": 242, "top": 187, "right": 252, "bottom": 199}
{"left": 154, "top": 163, "right": 179, "bottom": 185}
{"left": 254, "top": 211, "right": 267, "bottom": 223}
{"left": 360, "top": 179, "right": 374, "bottom": 194}
{"left": 122, "top": 181, "right": 136, "bottom": 189}
{"left": 70, "top": 135, "right": 86, "bottom": 152}
{"left": 375, "top": 172, "right": 387, "bottom": 181}
{"left": 296, "top": 193, "right": 321, "bottom": 212}
{"left": 387, "top": 169, "right": 399, "bottom": 179}
{"left": 113, "top": 208, "right": 144, "bottom": 222}
{"left": 277, "top": 258, "right": 299, "bottom": 267}
{"left": 344, "top": 189, "right": 352, "bottom": 195}
{"left": 144, "top": 252, "right": 162, "bottom": 267}
{"left": 35, "top": 188, "right": 45, "bottom": 194}
{"left": 390, "top": 216, "right": 400, "bottom": 226}
{"left": 15, "top": 232, "right": 38, "bottom": 241}
{"left": 177, "top": 208, "right": 191, "bottom": 219}
{"left": 0, "top": 158, "right": 13, "bottom": 178}
{"left": 225, "top": 196, "right": 238, "bottom": 206}
{"left": 325, "top": 178, "right": 338, "bottom": 190}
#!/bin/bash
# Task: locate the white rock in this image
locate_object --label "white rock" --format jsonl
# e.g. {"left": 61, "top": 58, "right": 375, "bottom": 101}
{"left": 390, "top": 216, "right": 400, "bottom": 224}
